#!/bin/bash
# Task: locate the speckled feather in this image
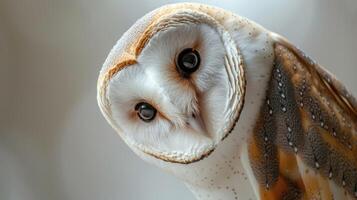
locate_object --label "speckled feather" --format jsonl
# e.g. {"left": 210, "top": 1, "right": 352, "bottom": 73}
{"left": 248, "top": 40, "right": 357, "bottom": 199}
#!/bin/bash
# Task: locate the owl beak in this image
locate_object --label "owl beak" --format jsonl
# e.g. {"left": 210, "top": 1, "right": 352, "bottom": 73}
{"left": 187, "top": 113, "right": 209, "bottom": 136}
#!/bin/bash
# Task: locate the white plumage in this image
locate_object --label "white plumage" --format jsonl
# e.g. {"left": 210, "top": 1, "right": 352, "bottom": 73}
{"left": 97, "top": 3, "right": 275, "bottom": 199}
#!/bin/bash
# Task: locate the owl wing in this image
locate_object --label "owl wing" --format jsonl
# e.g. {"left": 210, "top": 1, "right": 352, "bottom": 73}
{"left": 248, "top": 36, "right": 357, "bottom": 200}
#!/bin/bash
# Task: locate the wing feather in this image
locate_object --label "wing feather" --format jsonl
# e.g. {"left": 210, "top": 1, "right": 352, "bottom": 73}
{"left": 248, "top": 36, "right": 357, "bottom": 199}
{"left": 274, "top": 38, "right": 357, "bottom": 199}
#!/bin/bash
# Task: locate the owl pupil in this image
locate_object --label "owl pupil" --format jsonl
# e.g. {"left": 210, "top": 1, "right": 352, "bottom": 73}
{"left": 176, "top": 48, "right": 200, "bottom": 77}
{"left": 135, "top": 102, "right": 156, "bottom": 122}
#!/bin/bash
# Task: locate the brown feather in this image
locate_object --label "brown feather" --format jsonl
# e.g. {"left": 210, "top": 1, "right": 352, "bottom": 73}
{"left": 248, "top": 38, "right": 357, "bottom": 199}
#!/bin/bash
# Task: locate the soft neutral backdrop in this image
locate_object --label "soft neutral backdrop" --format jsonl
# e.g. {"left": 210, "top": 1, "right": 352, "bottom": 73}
{"left": 0, "top": 0, "right": 356, "bottom": 200}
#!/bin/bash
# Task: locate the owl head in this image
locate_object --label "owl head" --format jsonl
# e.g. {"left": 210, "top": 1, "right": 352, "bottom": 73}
{"left": 97, "top": 3, "right": 245, "bottom": 165}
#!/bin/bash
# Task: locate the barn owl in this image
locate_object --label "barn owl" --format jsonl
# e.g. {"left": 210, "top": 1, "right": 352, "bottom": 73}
{"left": 97, "top": 3, "right": 357, "bottom": 200}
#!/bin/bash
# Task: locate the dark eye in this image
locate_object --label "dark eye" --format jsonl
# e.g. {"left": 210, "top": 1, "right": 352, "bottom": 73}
{"left": 176, "top": 48, "right": 200, "bottom": 77}
{"left": 135, "top": 102, "right": 157, "bottom": 122}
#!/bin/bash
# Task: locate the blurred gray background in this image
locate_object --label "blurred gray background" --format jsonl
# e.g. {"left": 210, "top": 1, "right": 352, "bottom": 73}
{"left": 0, "top": 0, "right": 356, "bottom": 200}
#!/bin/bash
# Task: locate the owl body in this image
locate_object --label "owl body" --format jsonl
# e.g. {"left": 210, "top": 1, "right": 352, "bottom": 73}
{"left": 98, "top": 3, "right": 357, "bottom": 200}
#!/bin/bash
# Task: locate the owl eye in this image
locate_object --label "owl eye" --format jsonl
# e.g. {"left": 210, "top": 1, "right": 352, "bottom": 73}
{"left": 176, "top": 48, "right": 200, "bottom": 77}
{"left": 135, "top": 102, "right": 157, "bottom": 122}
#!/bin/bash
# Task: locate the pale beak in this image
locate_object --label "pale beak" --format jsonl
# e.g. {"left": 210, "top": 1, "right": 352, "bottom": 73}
{"left": 187, "top": 113, "right": 209, "bottom": 136}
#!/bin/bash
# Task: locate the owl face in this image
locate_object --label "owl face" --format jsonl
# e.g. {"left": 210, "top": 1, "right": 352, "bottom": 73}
{"left": 98, "top": 5, "right": 245, "bottom": 164}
